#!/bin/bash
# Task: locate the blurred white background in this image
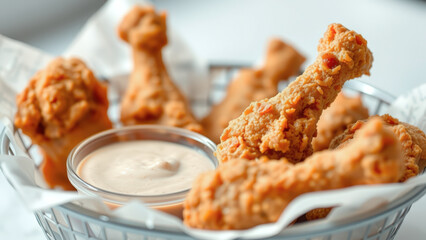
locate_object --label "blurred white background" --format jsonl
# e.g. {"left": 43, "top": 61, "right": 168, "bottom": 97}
{"left": 2, "top": 0, "right": 426, "bottom": 96}
{"left": 1, "top": 0, "right": 426, "bottom": 239}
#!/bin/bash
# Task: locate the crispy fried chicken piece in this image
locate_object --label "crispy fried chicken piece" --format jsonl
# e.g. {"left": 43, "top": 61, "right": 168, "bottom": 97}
{"left": 184, "top": 118, "right": 403, "bottom": 230}
{"left": 216, "top": 23, "right": 373, "bottom": 163}
{"left": 312, "top": 92, "right": 369, "bottom": 151}
{"left": 15, "top": 58, "right": 112, "bottom": 190}
{"left": 202, "top": 39, "right": 305, "bottom": 143}
{"left": 306, "top": 114, "right": 426, "bottom": 221}
{"left": 118, "top": 6, "right": 202, "bottom": 133}
{"left": 331, "top": 114, "right": 426, "bottom": 182}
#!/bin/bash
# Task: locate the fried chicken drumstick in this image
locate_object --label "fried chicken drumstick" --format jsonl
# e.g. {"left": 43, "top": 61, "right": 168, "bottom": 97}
{"left": 331, "top": 114, "right": 426, "bottom": 182}
{"left": 312, "top": 92, "right": 369, "bottom": 151}
{"left": 216, "top": 23, "right": 373, "bottom": 163}
{"left": 118, "top": 6, "right": 202, "bottom": 133}
{"left": 15, "top": 58, "right": 112, "bottom": 190}
{"left": 202, "top": 39, "right": 305, "bottom": 143}
{"left": 306, "top": 114, "right": 426, "bottom": 221}
{"left": 184, "top": 118, "right": 403, "bottom": 230}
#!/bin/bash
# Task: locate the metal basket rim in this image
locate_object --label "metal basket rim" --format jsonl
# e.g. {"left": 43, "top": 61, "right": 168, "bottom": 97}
{"left": 54, "top": 184, "right": 426, "bottom": 238}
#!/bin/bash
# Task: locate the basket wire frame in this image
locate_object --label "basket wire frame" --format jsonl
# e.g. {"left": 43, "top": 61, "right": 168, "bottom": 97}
{"left": 2, "top": 63, "right": 425, "bottom": 240}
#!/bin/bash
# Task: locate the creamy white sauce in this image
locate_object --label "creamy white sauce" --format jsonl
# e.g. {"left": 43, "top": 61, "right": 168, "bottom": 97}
{"left": 77, "top": 140, "right": 214, "bottom": 195}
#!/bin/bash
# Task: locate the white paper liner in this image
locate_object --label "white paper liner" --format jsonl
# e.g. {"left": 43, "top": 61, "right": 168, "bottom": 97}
{"left": 387, "top": 83, "right": 426, "bottom": 131}
{"left": 1, "top": 0, "right": 426, "bottom": 239}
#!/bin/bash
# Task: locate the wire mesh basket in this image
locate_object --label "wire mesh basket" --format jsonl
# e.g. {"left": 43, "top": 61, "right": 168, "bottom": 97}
{"left": 1, "top": 63, "right": 425, "bottom": 240}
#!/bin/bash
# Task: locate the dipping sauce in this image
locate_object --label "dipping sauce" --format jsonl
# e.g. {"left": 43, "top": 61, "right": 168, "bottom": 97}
{"left": 67, "top": 125, "right": 217, "bottom": 218}
{"left": 76, "top": 140, "right": 214, "bottom": 196}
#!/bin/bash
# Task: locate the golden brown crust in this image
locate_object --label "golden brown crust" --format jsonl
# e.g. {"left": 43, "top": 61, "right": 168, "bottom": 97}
{"left": 400, "top": 122, "right": 426, "bottom": 162}
{"left": 216, "top": 23, "right": 373, "bottom": 164}
{"left": 312, "top": 92, "right": 369, "bottom": 151}
{"left": 305, "top": 208, "right": 332, "bottom": 221}
{"left": 330, "top": 114, "right": 426, "bottom": 182}
{"left": 117, "top": 6, "right": 167, "bottom": 51}
{"left": 15, "top": 57, "right": 111, "bottom": 141}
{"left": 184, "top": 118, "right": 403, "bottom": 230}
{"left": 118, "top": 6, "right": 203, "bottom": 133}
{"left": 15, "top": 57, "right": 112, "bottom": 190}
{"left": 202, "top": 38, "right": 305, "bottom": 143}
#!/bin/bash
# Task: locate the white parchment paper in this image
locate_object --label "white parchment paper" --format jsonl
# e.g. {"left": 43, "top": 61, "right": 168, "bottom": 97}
{"left": 388, "top": 83, "right": 426, "bottom": 131}
{"left": 1, "top": 0, "right": 426, "bottom": 239}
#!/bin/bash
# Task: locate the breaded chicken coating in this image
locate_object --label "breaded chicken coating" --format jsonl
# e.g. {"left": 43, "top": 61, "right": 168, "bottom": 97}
{"left": 331, "top": 114, "right": 426, "bottom": 182}
{"left": 118, "top": 6, "right": 202, "bottom": 133}
{"left": 312, "top": 92, "right": 369, "bottom": 151}
{"left": 202, "top": 38, "right": 305, "bottom": 143}
{"left": 184, "top": 118, "right": 403, "bottom": 230}
{"left": 216, "top": 23, "right": 373, "bottom": 163}
{"left": 15, "top": 57, "right": 112, "bottom": 190}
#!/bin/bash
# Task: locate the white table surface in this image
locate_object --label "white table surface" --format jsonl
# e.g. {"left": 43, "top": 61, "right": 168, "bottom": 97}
{"left": 1, "top": 0, "right": 425, "bottom": 239}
